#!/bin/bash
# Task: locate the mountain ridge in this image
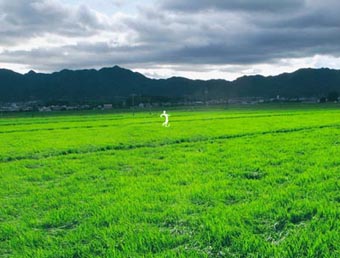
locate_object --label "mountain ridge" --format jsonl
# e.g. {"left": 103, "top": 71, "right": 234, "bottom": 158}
{"left": 0, "top": 66, "right": 339, "bottom": 103}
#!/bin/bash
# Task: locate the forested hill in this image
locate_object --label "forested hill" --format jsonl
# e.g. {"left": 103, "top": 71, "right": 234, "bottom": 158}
{"left": 1, "top": 65, "right": 340, "bottom": 102}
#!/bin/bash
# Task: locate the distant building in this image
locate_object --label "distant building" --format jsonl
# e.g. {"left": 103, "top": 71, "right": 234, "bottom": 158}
{"left": 103, "top": 104, "right": 113, "bottom": 110}
{"left": 39, "top": 106, "right": 52, "bottom": 112}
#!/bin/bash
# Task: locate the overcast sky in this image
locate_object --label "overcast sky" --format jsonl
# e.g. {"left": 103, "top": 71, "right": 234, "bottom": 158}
{"left": 1, "top": 0, "right": 340, "bottom": 80}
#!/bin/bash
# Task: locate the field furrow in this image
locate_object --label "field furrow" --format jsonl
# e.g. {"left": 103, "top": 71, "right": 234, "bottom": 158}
{"left": 1, "top": 122, "right": 340, "bottom": 164}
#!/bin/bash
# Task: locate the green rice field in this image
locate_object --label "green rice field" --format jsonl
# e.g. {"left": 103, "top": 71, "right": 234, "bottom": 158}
{"left": 0, "top": 105, "right": 339, "bottom": 257}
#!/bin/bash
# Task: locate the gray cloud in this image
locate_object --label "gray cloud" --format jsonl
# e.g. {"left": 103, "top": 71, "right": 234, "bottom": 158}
{"left": 160, "top": 0, "right": 306, "bottom": 13}
{"left": 116, "top": 2, "right": 340, "bottom": 65}
{"left": 0, "top": 0, "right": 109, "bottom": 45}
{"left": 1, "top": 0, "right": 340, "bottom": 76}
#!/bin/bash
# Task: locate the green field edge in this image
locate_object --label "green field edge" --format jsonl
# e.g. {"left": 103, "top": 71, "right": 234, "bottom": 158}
{"left": 0, "top": 111, "right": 325, "bottom": 131}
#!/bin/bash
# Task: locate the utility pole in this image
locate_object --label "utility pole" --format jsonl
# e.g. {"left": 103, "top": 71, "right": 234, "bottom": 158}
{"left": 204, "top": 86, "right": 209, "bottom": 106}
{"left": 131, "top": 93, "right": 136, "bottom": 116}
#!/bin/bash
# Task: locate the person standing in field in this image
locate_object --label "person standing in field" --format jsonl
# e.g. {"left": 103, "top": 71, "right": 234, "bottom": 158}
{"left": 160, "top": 110, "right": 170, "bottom": 127}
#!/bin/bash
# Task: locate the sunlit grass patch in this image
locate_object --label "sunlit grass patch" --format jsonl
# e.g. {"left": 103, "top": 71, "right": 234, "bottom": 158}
{"left": 0, "top": 106, "right": 339, "bottom": 257}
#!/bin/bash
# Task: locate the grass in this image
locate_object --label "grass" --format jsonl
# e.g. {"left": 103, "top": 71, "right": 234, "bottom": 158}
{"left": 0, "top": 105, "right": 339, "bottom": 257}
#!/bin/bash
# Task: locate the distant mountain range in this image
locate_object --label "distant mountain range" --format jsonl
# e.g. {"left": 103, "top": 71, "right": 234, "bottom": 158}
{"left": 1, "top": 66, "right": 340, "bottom": 103}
